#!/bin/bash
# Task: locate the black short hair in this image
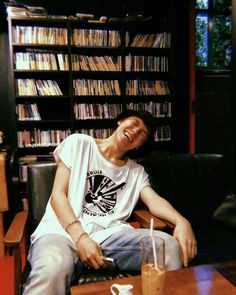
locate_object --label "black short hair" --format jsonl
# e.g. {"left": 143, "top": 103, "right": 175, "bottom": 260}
{"left": 114, "top": 109, "right": 156, "bottom": 158}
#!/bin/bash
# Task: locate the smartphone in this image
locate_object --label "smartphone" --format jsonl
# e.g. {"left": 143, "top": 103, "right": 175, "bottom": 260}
{"left": 102, "top": 256, "right": 117, "bottom": 270}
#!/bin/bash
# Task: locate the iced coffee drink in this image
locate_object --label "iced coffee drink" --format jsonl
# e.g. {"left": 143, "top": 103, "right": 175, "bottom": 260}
{"left": 141, "top": 263, "right": 166, "bottom": 295}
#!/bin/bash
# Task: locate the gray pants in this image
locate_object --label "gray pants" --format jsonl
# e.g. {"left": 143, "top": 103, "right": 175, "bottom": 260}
{"left": 23, "top": 228, "right": 182, "bottom": 295}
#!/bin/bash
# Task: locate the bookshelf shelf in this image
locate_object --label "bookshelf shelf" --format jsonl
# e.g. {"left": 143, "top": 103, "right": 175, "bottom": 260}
{"left": 8, "top": 15, "right": 173, "bottom": 156}
{"left": 14, "top": 70, "right": 70, "bottom": 74}
{"left": 15, "top": 95, "right": 70, "bottom": 99}
{"left": 12, "top": 43, "right": 68, "bottom": 48}
{"left": 16, "top": 120, "right": 71, "bottom": 124}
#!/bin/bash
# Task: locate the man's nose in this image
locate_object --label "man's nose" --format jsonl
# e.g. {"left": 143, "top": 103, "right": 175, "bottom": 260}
{"left": 133, "top": 126, "right": 141, "bottom": 134}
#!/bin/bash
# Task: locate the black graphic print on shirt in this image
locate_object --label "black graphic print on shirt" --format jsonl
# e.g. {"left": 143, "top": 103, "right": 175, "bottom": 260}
{"left": 83, "top": 173, "right": 126, "bottom": 217}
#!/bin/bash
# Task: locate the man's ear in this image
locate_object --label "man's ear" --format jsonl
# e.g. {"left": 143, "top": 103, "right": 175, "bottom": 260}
{"left": 117, "top": 119, "right": 125, "bottom": 125}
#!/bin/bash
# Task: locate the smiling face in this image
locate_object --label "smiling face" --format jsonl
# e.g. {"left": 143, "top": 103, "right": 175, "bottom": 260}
{"left": 116, "top": 116, "right": 149, "bottom": 151}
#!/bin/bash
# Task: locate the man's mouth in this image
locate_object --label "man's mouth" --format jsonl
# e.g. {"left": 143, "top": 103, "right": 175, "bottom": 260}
{"left": 124, "top": 132, "right": 133, "bottom": 143}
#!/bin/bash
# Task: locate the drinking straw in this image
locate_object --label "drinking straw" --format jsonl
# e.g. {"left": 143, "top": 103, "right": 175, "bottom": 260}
{"left": 150, "top": 218, "right": 158, "bottom": 269}
{"left": 150, "top": 217, "right": 154, "bottom": 237}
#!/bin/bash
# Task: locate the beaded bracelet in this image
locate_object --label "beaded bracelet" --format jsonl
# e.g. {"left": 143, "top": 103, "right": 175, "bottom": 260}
{"left": 65, "top": 219, "right": 80, "bottom": 232}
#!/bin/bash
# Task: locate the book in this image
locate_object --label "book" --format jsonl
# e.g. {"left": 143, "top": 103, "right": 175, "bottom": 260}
{"left": 76, "top": 13, "right": 94, "bottom": 20}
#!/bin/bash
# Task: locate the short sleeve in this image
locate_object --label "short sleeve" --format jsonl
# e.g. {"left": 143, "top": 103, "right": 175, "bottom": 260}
{"left": 53, "top": 134, "right": 78, "bottom": 169}
{"left": 139, "top": 166, "right": 150, "bottom": 192}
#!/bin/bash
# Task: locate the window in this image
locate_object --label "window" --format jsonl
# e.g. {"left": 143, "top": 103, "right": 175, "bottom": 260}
{"left": 195, "top": 0, "right": 232, "bottom": 69}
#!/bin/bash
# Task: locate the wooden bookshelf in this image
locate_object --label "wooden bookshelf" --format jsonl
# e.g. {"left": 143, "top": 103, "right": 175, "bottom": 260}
{"left": 8, "top": 16, "right": 173, "bottom": 157}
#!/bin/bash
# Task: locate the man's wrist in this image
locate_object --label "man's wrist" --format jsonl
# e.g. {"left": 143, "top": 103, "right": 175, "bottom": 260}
{"left": 65, "top": 219, "right": 80, "bottom": 232}
{"left": 175, "top": 215, "right": 188, "bottom": 225}
{"left": 74, "top": 232, "right": 88, "bottom": 244}
{"left": 64, "top": 219, "right": 88, "bottom": 244}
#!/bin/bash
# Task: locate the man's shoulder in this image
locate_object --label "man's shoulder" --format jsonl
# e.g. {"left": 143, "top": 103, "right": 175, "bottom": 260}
{"left": 67, "top": 133, "right": 94, "bottom": 143}
{"left": 128, "top": 158, "right": 145, "bottom": 170}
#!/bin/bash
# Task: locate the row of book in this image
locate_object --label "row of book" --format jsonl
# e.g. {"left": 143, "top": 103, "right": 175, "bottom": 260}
{"left": 16, "top": 101, "right": 171, "bottom": 121}
{"left": 6, "top": 3, "right": 98, "bottom": 20}
{"left": 6, "top": 4, "right": 48, "bottom": 18}
{"left": 72, "top": 29, "right": 121, "bottom": 47}
{"left": 78, "top": 127, "right": 171, "bottom": 142}
{"left": 73, "top": 79, "right": 121, "bottom": 96}
{"left": 14, "top": 51, "right": 168, "bottom": 72}
{"left": 155, "top": 125, "right": 171, "bottom": 142}
{"left": 127, "top": 32, "right": 171, "bottom": 48}
{"left": 127, "top": 102, "right": 171, "bottom": 118}
{"left": 12, "top": 26, "right": 171, "bottom": 49}
{"left": 6, "top": 3, "right": 104, "bottom": 22}
{"left": 16, "top": 103, "right": 41, "bottom": 120}
{"left": 14, "top": 51, "right": 121, "bottom": 71}
{"left": 15, "top": 78, "right": 170, "bottom": 96}
{"left": 15, "top": 79, "right": 63, "bottom": 96}
{"left": 17, "top": 129, "right": 71, "bottom": 148}
{"left": 14, "top": 52, "right": 69, "bottom": 70}
{"left": 74, "top": 103, "right": 123, "bottom": 120}
{"left": 74, "top": 102, "right": 171, "bottom": 120}
{"left": 71, "top": 55, "right": 121, "bottom": 71}
{"left": 79, "top": 126, "right": 171, "bottom": 142}
{"left": 13, "top": 26, "right": 68, "bottom": 45}
{"left": 73, "top": 31, "right": 171, "bottom": 49}
{"left": 17, "top": 126, "right": 171, "bottom": 148}
{"left": 126, "top": 80, "right": 170, "bottom": 95}
{"left": 125, "top": 55, "right": 169, "bottom": 72}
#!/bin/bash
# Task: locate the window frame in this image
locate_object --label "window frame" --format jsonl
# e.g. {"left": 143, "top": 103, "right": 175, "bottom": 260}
{"left": 195, "top": 0, "right": 232, "bottom": 71}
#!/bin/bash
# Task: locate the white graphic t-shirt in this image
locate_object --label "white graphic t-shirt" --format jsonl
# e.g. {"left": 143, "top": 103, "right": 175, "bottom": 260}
{"left": 31, "top": 134, "right": 150, "bottom": 245}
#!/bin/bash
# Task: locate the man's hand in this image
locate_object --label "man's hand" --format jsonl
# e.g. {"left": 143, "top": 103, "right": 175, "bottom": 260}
{"left": 173, "top": 217, "right": 197, "bottom": 267}
{"left": 140, "top": 185, "right": 197, "bottom": 267}
{"left": 76, "top": 234, "right": 104, "bottom": 269}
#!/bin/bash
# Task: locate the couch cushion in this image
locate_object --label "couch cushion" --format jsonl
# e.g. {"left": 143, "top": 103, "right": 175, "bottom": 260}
{"left": 213, "top": 194, "right": 236, "bottom": 228}
{"left": 27, "top": 161, "right": 57, "bottom": 232}
{"left": 196, "top": 154, "right": 229, "bottom": 219}
{"left": 140, "top": 153, "right": 229, "bottom": 225}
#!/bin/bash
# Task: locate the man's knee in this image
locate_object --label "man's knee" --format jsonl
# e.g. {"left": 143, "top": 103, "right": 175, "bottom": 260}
{"left": 34, "top": 253, "right": 74, "bottom": 279}
{"left": 164, "top": 235, "right": 182, "bottom": 271}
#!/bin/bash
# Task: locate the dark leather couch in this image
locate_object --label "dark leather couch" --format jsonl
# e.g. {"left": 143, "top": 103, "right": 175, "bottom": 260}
{"left": 139, "top": 152, "right": 236, "bottom": 265}
{"left": 4, "top": 152, "right": 236, "bottom": 295}
{"left": 5, "top": 161, "right": 139, "bottom": 295}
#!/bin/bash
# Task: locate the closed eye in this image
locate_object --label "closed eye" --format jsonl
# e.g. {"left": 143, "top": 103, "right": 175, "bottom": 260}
{"left": 128, "top": 117, "right": 149, "bottom": 141}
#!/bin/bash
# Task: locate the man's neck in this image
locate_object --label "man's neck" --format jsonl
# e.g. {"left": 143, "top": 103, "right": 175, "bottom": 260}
{"left": 95, "top": 138, "right": 128, "bottom": 166}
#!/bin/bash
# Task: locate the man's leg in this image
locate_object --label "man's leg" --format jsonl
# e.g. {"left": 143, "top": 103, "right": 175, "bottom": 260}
{"left": 23, "top": 234, "right": 79, "bottom": 295}
{"left": 101, "top": 228, "right": 182, "bottom": 271}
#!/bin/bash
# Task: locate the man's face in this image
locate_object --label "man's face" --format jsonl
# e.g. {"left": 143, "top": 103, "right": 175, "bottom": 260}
{"left": 117, "top": 116, "right": 149, "bottom": 150}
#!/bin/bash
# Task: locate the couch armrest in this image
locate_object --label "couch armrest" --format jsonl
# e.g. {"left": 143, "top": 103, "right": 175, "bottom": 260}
{"left": 4, "top": 210, "right": 28, "bottom": 247}
{"left": 133, "top": 209, "right": 174, "bottom": 230}
{"left": 4, "top": 210, "right": 28, "bottom": 295}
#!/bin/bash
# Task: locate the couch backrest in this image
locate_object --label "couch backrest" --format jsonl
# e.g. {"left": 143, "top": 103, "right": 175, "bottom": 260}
{"left": 27, "top": 161, "right": 57, "bottom": 232}
{"left": 27, "top": 153, "right": 229, "bottom": 231}
{"left": 139, "top": 153, "right": 230, "bottom": 225}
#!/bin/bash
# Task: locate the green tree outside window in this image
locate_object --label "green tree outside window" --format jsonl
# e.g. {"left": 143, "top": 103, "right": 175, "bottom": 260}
{"left": 196, "top": 0, "right": 232, "bottom": 69}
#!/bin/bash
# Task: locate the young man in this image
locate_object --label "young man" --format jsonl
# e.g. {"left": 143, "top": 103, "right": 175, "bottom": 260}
{"left": 23, "top": 110, "right": 197, "bottom": 295}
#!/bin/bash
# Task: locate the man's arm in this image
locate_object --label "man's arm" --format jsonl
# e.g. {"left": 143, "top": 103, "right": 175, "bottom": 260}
{"left": 140, "top": 185, "right": 197, "bottom": 267}
{"left": 50, "top": 160, "right": 104, "bottom": 269}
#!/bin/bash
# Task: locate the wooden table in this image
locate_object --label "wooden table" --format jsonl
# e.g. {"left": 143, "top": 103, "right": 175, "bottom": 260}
{"left": 70, "top": 263, "right": 236, "bottom": 295}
